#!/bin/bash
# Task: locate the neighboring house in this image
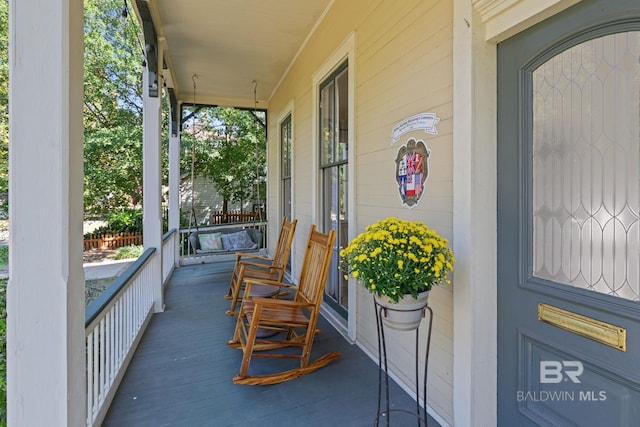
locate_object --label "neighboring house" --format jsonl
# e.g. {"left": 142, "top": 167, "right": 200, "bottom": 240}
{"left": 179, "top": 174, "right": 247, "bottom": 226}
{"left": 9, "top": 1, "right": 640, "bottom": 426}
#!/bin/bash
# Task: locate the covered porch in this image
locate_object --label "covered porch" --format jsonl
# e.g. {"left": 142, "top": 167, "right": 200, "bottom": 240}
{"left": 8, "top": 0, "right": 576, "bottom": 425}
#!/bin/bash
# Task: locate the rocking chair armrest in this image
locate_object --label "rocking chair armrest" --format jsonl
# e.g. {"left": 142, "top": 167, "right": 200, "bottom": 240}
{"left": 239, "top": 260, "right": 284, "bottom": 271}
{"left": 244, "top": 277, "right": 297, "bottom": 290}
{"left": 236, "top": 252, "right": 271, "bottom": 262}
{"left": 236, "top": 251, "right": 271, "bottom": 261}
{"left": 251, "top": 297, "right": 312, "bottom": 310}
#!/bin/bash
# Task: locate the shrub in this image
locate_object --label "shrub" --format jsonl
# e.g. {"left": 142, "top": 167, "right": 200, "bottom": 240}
{"left": 85, "top": 208, "right": 142, "bottom": 238}
{"left": 0, "top": 247, "right": 7, "bottom": 268}
{"left": 115, "top": 245, "right": 144, "bottom": 260}
{"left": 0, "top": 279, "right": 6, "bottom": 424}
{"left": 106, "top": 209, "right": 142, "bottom": 233}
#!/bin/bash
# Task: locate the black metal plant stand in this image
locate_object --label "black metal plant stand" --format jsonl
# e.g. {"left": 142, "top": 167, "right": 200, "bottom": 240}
{"left": 374, "top": 297, "right": 433, "bottom": 427}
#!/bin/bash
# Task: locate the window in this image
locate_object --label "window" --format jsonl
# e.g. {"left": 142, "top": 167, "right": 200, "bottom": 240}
{"left": 319, "top": 61, "right": 349, "bottom": 316}
{"left": 281, "top": 114, "right": 292, "bottom": 223}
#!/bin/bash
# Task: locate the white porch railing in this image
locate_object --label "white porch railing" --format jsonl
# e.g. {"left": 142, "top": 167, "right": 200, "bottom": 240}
{"left": 85, "top": 248, "right": 156, "bottom": 427}
{"left": 162, "top": 228, "right": 177, "bottom": 284}
{"left": 84, "top": 229, "right": 177, "bottom": 426}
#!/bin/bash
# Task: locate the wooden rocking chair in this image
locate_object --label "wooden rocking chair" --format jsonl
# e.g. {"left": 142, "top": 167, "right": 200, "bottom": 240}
{"left": 225, "top": 217, "right": 297, "bottom": 316}
{"left": 228, "top": 226, "right": 340, "bottom": 385}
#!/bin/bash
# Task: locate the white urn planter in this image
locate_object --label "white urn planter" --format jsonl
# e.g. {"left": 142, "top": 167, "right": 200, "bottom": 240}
{"left": 374, "top": 290, "right": 430, "bottom": 331}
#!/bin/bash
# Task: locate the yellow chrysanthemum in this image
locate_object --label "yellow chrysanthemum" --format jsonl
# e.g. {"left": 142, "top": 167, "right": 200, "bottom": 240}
{"left": 339, "top": 217, "right": 455, "bottom": 303}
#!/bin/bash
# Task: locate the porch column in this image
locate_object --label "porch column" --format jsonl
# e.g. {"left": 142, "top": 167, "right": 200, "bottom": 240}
{"left": 452, "top": 1, "right": 497, "bottom": 426}
{"left": 8, "top": 0, "right": 86, "bottom": 425}
{"left": 168, "top": 106, "right": 181, "bottom": 265}
{"left": 142, "top": 55, "right": 164, "bottom": 313}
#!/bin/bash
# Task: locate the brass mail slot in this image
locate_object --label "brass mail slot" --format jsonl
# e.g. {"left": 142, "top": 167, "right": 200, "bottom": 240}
{"left": 538, "top": 303, "right": 626, "bottom": 352}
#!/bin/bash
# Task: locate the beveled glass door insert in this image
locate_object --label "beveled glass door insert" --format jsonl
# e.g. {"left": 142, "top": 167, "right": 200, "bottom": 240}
{"left": 532, "top": 31, "right": 640, "bottom": 301}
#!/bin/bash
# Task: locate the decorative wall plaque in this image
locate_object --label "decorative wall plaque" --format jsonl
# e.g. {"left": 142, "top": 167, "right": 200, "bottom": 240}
{"left": 391, "top": 112, "right": 439, "bottom": 144}
{"left": 395, "top": 138, "right": 430, "bottom": 208}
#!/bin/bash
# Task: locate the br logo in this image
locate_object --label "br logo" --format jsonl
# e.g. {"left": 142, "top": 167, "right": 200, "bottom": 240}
{"left": 540, "top": 361, "right": 583, "bottom": 384}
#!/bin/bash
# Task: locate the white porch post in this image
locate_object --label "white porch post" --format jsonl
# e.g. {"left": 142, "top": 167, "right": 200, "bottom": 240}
{"left": 8, "top": 0, "right": 86, "bottom": 425}
{"left": 142, "top": 56, "right": 164, "bottom": 313}
{"left": 168, "top": 112, "right": 181, "bottom": 265}
{"left": 452, "top": 1, "right": 498, "bottom": 426}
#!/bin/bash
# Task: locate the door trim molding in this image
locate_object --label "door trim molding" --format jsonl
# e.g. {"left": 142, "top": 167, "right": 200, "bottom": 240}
{"left": 452, "top": 2, "right": 498, "bottom": 426}
{"left": 473, "top": 0, "right": 581, "bottom": 42}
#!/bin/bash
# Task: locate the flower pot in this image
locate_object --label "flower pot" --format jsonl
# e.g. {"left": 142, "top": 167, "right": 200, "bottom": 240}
{"left": 374, "top": 291, "right": 430, "bottom": 331}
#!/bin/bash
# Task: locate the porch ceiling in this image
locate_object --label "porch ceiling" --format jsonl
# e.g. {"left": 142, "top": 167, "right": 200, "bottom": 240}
{"left": 139, "top": 0, "right": 333, "bottom": 109}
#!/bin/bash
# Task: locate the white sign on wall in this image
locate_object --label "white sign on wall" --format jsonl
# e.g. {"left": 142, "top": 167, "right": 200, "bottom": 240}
{"left": 391, "top": 112, "right": 439, "bottom": 144}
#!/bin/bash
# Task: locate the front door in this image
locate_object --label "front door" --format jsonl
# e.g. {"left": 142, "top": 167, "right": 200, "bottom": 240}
{"left": 497, "top": 0, "right": 640, "bottom": 425}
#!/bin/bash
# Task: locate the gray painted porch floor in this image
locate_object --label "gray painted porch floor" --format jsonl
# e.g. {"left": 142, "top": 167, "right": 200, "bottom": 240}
{"left": 103, "top": 261, "right": 441, "bottom": 427}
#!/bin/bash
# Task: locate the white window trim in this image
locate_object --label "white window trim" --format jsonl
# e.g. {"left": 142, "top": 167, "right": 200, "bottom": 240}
{"left": 311, "top": 31, "right": 356, "bottom": 341}
{"left": 277, "top": 101, "right": 295, "bottom": 273}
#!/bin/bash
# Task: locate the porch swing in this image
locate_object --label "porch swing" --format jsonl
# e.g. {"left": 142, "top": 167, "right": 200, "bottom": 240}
{"left": 185, "top": 77, "right": 265, "bottom": 256}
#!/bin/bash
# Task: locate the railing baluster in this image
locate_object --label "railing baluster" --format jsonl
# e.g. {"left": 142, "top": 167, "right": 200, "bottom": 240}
{"left": 99, "top": 318, "right": 105, "bottom": 403}
{"left": 106, "top": 309, "right": 112, "bottom": 388}
{"left": 86, "top": 331, "right": 94, "bottom": 426}
{"left": 85, "top": 248, "right": 157, "bottom": 427}
{"left": 92, "top": 329, "right": 99, "bottom": 415}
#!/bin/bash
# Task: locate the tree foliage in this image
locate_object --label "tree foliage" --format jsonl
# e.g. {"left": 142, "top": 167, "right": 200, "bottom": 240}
{"left": 84, "top": 0, "right": 142, "bottom": 130}
{"left": 0, "top": 0, "right": 9, "bottom": 215}
{"left": 84, "top": 125, "right": 143, "bottom": 213}
{"left": 2, "top": 0, "right": 263, "bottom": 222}
{"left": 83, "top": 0, "right": 147, "bottom": 217}
{"left": 182, "top": 106, "right": 266, "bottom": 216}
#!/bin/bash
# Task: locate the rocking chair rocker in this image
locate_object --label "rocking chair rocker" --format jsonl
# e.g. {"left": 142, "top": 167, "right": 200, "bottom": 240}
{"left": 228, "top": 226, "right": 340, "bottom": 385}
{"left": 225, "top": 216, "right": 297, "bottom": 316}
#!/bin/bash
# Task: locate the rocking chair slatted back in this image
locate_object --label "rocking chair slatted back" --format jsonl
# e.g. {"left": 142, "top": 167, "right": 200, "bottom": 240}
{"left": 294, "top": 226, "right": 334, "bottom": 309}
{"left": 271, "top": 217, "right": 297, "bottom": 273}
{"left": 226, "top": 217, "right": 297, "bottom": 315}
{"left": 229, "top": 225, "right": 339, "bottom": 385}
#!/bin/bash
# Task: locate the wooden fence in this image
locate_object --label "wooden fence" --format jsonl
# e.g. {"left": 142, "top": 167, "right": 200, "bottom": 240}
{"left": 84, "top": 211, "right": 263, "bottom": 251}
{"left": 84, "top": 231, "right": 143, "bottom": 251}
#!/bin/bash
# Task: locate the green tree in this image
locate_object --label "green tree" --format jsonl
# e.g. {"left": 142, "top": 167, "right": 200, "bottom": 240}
{"left": 83, "top": 0, "right": 152, "bottom": 217}
{"left": 84, "top": 0, "right": 142, "bottom": 130}
{"left": 182, "top": 106, "right": 266, "bottom": 222}
{"left": 0, "top": 0, "right": 146, "bottom": 218}
{"left": 0, "top": 0, "right": 9, "bottom": 217}
{"left": 0, "top": 3, "right": 8, "bottom": 423}
{"left": 84, "top": 125, "right": 143, "bottom": 213}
